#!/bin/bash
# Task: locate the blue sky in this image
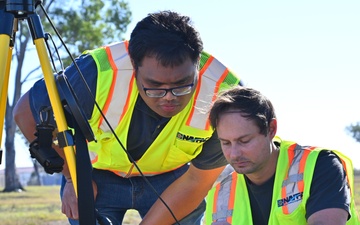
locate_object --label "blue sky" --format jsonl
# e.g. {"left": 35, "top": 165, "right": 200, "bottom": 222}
{"left": 125, "top": 0, "right": 360, "bottom": 168}
{"left": 2, "top": 0, "right": 359, "bottom": 170}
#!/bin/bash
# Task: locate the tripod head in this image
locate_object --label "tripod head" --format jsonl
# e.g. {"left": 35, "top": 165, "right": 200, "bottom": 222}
{"left": 0, "top": 0, "right": 43, "bottom": 47}
{"left": 2, "top": 0, "right": 35, "bottom": 18}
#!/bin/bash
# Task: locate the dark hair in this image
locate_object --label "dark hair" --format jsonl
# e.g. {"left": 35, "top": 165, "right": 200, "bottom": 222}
{"left": 128, "top": 10, "right": 203, "bottom": 70}
{"left": 209, "top": 86, "right": 276, "bottom": 136}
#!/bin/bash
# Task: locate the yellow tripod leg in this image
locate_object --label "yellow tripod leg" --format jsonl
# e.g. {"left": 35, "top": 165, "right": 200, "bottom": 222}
{"left": 0, "top": 34, "right": 11, "bottom": 148}
{"left": 34, "top": 38, "right": 78, "bottom": 196}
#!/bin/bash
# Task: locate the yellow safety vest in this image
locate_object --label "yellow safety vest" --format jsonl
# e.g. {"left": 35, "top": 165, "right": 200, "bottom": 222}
{"left": 85, "top": 41, "right": 241, "bottom": 177}
{"left": 205, "top": 138, "right": 360, "bottom": 225}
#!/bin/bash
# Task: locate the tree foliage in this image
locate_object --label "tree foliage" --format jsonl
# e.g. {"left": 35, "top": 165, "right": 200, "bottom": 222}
{"left": 44, "top": 0, "right": 131, "bottom": 64}
{"left": 346, "top": 122, "right": 360, "bottom": 143}
{"left": 3, "top": 0, "right": 131, "bottom": 192}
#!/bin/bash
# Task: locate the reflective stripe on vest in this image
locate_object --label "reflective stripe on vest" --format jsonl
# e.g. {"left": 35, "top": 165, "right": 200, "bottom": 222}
{"left": 188, "top": 55, "right": 231, "bottom": 130}
{"left": 280, "top": 144, "right": 314, "bottom": 214}
{"left": 211, "top": 172, "right": 237, "bottom": 224}
{"left": 97, "top": 41, "right": 134, "bottom": 132}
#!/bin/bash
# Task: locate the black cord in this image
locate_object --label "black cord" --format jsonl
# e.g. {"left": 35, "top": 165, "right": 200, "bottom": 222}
{"left": 36, "top": 1, "right": 181, "bottom": 224}
{"left": 44, "top": 32, "right": 64, "bottom": 73}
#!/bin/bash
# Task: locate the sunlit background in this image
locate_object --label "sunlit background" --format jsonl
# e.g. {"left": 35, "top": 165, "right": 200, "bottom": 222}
{"left": 1, "top": 0, "right": 359, "bottom": 170}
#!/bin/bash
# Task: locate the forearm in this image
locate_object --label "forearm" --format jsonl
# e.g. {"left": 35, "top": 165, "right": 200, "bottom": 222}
{"left": 307, "top": 208, "right": 348, "bottom": 225}
{"left": 141, "top": 180, "right": 205, "bottom": 224}
{"left": 140, "top": 165, "right": 225, "bottom": 225}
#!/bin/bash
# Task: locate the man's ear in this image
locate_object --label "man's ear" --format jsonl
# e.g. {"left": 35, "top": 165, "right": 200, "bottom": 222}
{"left": 130, "top": 58, "right": 137, "bottom": 71}
{"left": 269, "top": 118, "right": 277, "bottom": 138}
{"left": 130, "top": 58, "right": 139, "bottom": 78}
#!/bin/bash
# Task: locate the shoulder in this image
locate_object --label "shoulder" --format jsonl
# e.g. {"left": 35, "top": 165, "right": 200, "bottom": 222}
{"left": 314, "top": 150, "right": 344, "bottom": 173}
{"left": 65, "top": 53, "right": 97, "bottom": 78}
{"left": 191, "top": 131, "right": 228, "bottom": 170}
{"left": 305, "top": 150, "right": 351, "bottom": 219}
{"left": 310, "top": 150, "right": 346, "bottom": 184}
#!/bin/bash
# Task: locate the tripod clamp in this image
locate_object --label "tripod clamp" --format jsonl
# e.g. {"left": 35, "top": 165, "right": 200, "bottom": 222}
{"left": 29, "top": 107, "right": 65, "bottom": 174}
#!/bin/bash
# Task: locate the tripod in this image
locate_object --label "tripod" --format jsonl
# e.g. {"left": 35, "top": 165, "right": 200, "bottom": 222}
{"left": 0, "top": 1, "right": 97, "bottom": 224}
{"left": 0, "top": 0, "right": 79, "bottom": 191}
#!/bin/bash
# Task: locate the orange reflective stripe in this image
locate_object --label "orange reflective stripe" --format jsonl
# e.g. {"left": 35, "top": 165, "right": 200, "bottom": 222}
{"left": 200, "top": 55, "right": 214, "bottom": 75}
{"left": 227, "top": 172, "right": 238, "bottom": 224}
{"left": 186, "top": 71, "right": 202, "bottom": 127}
{"left": 211, "top": 172, "right": 236, "bottom": 223}
{"left": 281, "top": 144, "right": 315, "bottom": 214}
{"left": 186, "top": 55, "right": 213, "bottom": 127}
{"left": 118, "top": 76, "right": 134, "bottom": 124}
{"left": 287, "top": 144, "right": 296, "bottom": 168}
{"left": 187, "top": 55, "right": 230, "bottom": 130}
{"left": 282, "top": 143, "right": 297, "bottom": 214}
{"left": 98, "top": 46, "right": 117, "bottom": 128}
{"left": 124, "top": 40, "right": 129, "bottom": 51}
{"left": 281, "top": 184, "right": 289, "bottom": 214}
{"left": 97, "top": 42, "right": 134, "bottom": 132}
{"left": 298, "top": 147, "right": 313, "bottom": 192}
{"left": 91, "top": 155, "right": 98, "bottom": 164}
{"left": 299, "top": 146, "right": 315, "bottom": 172}
{"left": 212, "top": 182, "right": 221, "bottom": 222}
{"left": 89, "top": 151, "right": 98, "bottom": 163}
{"left": 206, "top": 68, "right": 230, "bottom": 130}
{"left": 117, "top": 41, "right": 131, "bottom": 125}
{"left": 213, "top": 68, "right": 230, "bottom": 95}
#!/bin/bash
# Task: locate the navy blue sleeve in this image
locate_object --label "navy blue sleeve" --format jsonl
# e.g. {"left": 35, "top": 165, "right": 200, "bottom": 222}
{"left": 305, "top": 150, "right": 351, "bottom": 220}
{"left": 29, "top": 53, "right": 98, "bottom": 125}
{"left": 191, "top": 130, "right": 228, "bottom": 170}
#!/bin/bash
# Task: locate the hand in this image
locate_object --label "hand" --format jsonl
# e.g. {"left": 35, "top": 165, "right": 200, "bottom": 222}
{"left": 61, "top": 179, "right": 98, "bottom": 220}
{"left": 61, "top": 179, "right": 79, "bottom": 219}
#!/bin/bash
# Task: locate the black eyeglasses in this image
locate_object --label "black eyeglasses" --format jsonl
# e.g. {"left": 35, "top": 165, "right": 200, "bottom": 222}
{"left": 142, "top": 81, "right": 195, "bottom": 98}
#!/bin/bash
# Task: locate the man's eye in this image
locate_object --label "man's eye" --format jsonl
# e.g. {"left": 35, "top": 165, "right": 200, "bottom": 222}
{"left": 221, "top": 141, "right": 230, "bottom": 146}
{"left": 239, "top": 139, "right": 250, "bottom": 144}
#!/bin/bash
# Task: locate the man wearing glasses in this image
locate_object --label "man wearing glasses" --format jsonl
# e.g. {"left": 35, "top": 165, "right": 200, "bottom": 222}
{"left": 14, "top": 11, "right": 241, "bottom": 225}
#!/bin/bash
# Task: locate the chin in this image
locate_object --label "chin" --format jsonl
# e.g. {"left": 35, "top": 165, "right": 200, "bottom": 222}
{"left": 158, "top": 111, "right": 179, "bottom": 118}
{"left": 232, "top": 165, "right": 252, "bottom": 175}
{"left": 156, "top": 105, "right": 183, "bottom": 118}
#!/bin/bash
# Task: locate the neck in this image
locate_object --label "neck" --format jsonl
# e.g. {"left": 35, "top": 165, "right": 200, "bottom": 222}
{"left": 246, "top": 143, "right": 279, "bottom": 186}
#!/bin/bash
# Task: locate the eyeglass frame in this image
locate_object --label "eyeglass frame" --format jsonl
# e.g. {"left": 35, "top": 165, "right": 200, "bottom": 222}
{"left": 141, "top": 79, "right": 195, "bottom": 98}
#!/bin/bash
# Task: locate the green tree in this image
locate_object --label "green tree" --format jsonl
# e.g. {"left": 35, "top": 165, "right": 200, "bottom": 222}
{"left": 2, "top": 0, "right": 131, "bottom": 192}
{"left": 346, "top": 122, "right": 360, "bottom": 143}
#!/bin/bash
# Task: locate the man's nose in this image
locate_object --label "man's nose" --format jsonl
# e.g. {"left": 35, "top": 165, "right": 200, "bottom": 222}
{"left": 229, "top": 144, "right": 243, "bottom": 159}
{"left": 162, "top": 90, "right": 177, "bottom": 100}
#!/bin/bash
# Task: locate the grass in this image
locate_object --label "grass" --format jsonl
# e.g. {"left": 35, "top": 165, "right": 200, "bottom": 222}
{"left": 355, "top": 175, "right": 360, "bottom": 210}
{"left": 0, "top": 186, "right": 66, "bottom": 225}
{"left": 0, "top": 185, "right": 141, "bottom": 225}
{"left": 0, "top": 176, "right": 359, "bottom": 225}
